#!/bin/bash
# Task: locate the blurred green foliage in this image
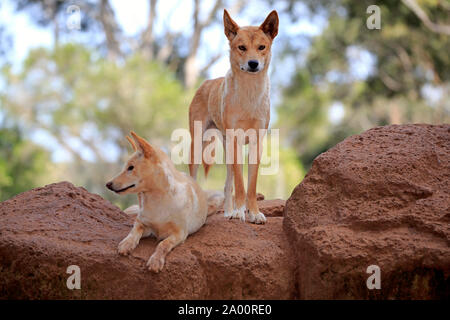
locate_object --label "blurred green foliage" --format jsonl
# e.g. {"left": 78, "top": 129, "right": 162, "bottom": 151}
{"left": 1, "top": 44, "right": 303, "bottom": 206}
{"left": 0, "top": 125, "right": 50, "bottom": 201}
{"left": 277, "top": 0, "right": 449, "bottom": 168}
{"left": 1, "top": 0, "right": 449, "bottom": 205}
{"left": 1, "top": 44, "right": 191, "bottom": 206}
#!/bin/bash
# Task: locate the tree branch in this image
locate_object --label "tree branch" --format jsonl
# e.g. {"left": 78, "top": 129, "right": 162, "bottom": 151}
{"left": 379, "top": 70, "right": 402, "bottom": 91}
{"left": 199, "top": 52, "right": 223, "bottom": 75}
{"left": 184, "top": 0, "right": 222, "bottom": 88}
{"left": 99, "top": 0, "right": 122, "bottom": 60}
{"left": 156, "top": 32, "right": 180, "bottom": 62}
{"left": 201, "top": 0, "right": 222, "bottom": 29}
{"left": 154, "top": 1, "right": 180, "bottom": 63}
{"left": 402, "top": 0, "right": 450, "bottom": 35}
{"left": 140, "top": 0, "right": 158, "bottom": 59}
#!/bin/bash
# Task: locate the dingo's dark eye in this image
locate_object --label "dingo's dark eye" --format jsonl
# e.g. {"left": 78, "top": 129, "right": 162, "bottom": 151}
{"left": 258, "top": 45, "right": 266, "bottom": 50}
{"left": 127, "top": 165, "right": 134, "bottom": 171}
{"left": 238, "top": 45, "right": 246, "bottom": 51}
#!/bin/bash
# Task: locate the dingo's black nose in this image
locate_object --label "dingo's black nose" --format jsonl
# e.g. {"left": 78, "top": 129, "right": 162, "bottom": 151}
{"left": 248, "top": 60, "right": 259, "bottom": 69}
{"left": 106, "top": 182, "right": 113, "bottom": 190}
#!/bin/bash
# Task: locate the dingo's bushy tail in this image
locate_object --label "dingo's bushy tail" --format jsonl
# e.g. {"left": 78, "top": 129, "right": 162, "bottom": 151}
{"left": 188, "top": 81, "right": 221, "bottom": 180}
{"left": 206, "top": 190, "right": 225, "bottom": 215}
{"left": 123, "top": 204, "right": 140, "bottom": 217}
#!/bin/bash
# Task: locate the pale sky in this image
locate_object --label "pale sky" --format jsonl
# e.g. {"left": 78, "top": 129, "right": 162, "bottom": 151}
{"left": 109, "top": 0, "right": 325, "bottom": 79}
{"left": 1, "top": 0, "right": 325, "bottom": 77}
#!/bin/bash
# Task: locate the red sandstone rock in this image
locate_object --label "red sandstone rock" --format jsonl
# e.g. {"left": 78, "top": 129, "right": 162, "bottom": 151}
{"left": 2, "top": 124, "right": 448, "bottom": 300}
{"left": 284, "top": 124, "right": 450, "bottom": 299}
{"left": 256, "top": 199, "right": 285, "bottom": 217}
{"left": 0, "top": 182, "right": 295, "bottom": 299}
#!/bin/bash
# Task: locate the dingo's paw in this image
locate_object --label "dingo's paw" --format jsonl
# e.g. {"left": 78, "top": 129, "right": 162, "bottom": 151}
{"left": 118, "top": 236, "right": 138, "bottom": 255}
{"left": 231, "top": 205, "right": 246, "bottom": 222}
{"left": 248, "top": 211, "right": 266, "bottom": 224}
{"left": 147, "top": 253, "right": 165, "bottom": 273}
{"left": 224, "top": 210, "right": 233, "bottom": 219}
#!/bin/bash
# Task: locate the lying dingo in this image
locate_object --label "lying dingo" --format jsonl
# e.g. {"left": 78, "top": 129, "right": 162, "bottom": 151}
{"left": 106, "top": 132, "right": 224, "bottom": 272}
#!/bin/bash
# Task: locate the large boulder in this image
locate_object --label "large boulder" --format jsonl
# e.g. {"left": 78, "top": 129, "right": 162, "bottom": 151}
{"left": 284, "top": 124, "right": 450, "bottom": 299}
{"left": 2, "top": 124, "right": 448, "bottom": 300}
{"left": 0, "top": 182, "right": 295, "bottom": 299}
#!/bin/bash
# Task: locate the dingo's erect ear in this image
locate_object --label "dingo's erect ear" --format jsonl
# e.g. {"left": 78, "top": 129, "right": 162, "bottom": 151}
{"left": 224, "top": 9, "right": 239, "bottom": 41}
{"left": 130, "top": 131, "right": 155, "bottom": 159}
{"left": 260, "top": 10, "right": 279, "bottom": 39}
{"left": 126, "top": 136, "right": 137, "bottom": 152}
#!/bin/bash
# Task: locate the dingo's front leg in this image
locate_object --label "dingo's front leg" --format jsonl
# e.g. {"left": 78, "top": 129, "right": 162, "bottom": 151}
{"left": 232, "top": 163, "right": 246, "bottom": 221}
{"left": 247, "top": 132, "right": 266, "bottom": 224}
{"left": 118, "top": 220, "right": 145, "bottom": 255}
{"left": 147, "top": 231, "right": 186, "bottom": 273}
{"left": 231, "top": 139, "right": 246, "bottom": 221}
{"left": 247, "top": 162, "right": 266, "bottom": 224}
{"left": 223, "top": 137, "right": 234, "bottom": 219}
{"left": 223, "top": 163, "right": 234, "bottom": 218}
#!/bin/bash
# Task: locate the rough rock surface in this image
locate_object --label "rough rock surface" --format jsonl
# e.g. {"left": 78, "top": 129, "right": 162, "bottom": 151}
{"left": 284, "top": 124, "right": 450, "bottom": 299}
{"left": 2, "top": 124, "right": 449, "bottom": 300}
{"left": 256, "top": 199, "right": 286, "bottom": 217}
{"left": 0, "top": 182, "right": 295, "bottom": 299}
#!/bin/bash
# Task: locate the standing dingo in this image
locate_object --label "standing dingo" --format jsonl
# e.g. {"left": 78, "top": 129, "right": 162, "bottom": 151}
{"left": 188, "top": 10, "right": 279, "bottom": 224}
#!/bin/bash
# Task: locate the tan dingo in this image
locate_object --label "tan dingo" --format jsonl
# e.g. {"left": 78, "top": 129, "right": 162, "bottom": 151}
{"left": 106, "top": 132, "right": 224, "bottom": 272}
{"left": 188, "top": 10, "right": 279, "bottom": 224}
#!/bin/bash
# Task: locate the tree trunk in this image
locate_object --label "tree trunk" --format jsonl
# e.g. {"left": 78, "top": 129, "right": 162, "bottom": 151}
{"left": 141, "top": 0, "right": 158, "bottom": 60}
{"left": 99, "top": 0, "right": 122, "bottom": 60}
